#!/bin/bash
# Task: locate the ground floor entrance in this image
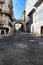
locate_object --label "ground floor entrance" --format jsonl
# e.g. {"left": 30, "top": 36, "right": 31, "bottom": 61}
{"left": 41, "top": 26, "right": 43, "bottom": 36}
{"left": 0, "top": 27, "right": 9, "bottom": 34}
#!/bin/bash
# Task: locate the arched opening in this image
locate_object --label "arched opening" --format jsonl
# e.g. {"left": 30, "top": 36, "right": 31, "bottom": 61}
{"left": 15, "top": 23, "right": 24, "bottom": 32}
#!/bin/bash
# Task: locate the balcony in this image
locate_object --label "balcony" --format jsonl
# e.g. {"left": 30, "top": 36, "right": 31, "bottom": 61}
{"left": 2, "top": 9, "right": 10, "bottom": 14}
{"left": 0, "top": 7, "right": 10, "bottom": 14}
{"left": 0, "top": 10, "right": 10, "bottom": 14}
{"left": 0, "top": 0, "right": 5, "bottom": 3}
{"left": 34, "top": 0, "right": 43, "bottom": 7}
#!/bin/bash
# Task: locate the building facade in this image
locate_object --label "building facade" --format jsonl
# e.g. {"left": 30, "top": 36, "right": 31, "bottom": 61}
{"left": 21, "top": 10, "right": 26, "bottom": 32}
{"left": 31, "top": 0, "right": 43, "bottom": 36}
{"left": 0, "top": 0, "right": 14, "bottom": 34}
{"left": 26, "top": 0, "right": 43, "bottom": 36}
{"left": 26, "top": 0, "right": 37, "bottom": 32}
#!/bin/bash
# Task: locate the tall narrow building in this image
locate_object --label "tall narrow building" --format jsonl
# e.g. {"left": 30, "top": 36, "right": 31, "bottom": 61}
{"left": 0, "top": 0, "right": 14, "bottom": 34}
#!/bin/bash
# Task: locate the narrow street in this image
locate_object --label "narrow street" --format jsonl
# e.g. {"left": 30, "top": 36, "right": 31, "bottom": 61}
{"left": 0, "top": 0, "right": 43, "bottom": 65}
{"left": 0, "top": 32, "right": 43, "bottom": 65}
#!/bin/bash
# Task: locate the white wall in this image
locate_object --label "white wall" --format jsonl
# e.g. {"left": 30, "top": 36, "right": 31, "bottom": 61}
{"left": 26, "top": 0, "right": 38, "bottom": 16}
{"left": 31, "top": 3, "right": 43, "bottom": 35}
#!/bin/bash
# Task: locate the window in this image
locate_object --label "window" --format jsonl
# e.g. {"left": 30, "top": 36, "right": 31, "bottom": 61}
{"left": 0, "top": 3, "right": 2, "bottom": 12}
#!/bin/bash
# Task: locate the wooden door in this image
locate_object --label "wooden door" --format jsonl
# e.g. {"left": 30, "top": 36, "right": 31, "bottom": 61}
{"left": 41, "top": 26, "right": 43, "bottom": 36}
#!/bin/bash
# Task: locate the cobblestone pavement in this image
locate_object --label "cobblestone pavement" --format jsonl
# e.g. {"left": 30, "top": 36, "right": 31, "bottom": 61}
{"left": 0, "top": 32, "right": 43, "bottom": 65}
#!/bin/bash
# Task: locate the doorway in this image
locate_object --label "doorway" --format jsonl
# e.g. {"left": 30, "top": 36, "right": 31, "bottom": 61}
{"left": 41, "top": 26, "right": 43, "bottom": 36}
{"left": 1, "top": 30, "right": 4, "bottom": 34}
{"left": 6, "top": 28, "right": 9, "bottom": 33}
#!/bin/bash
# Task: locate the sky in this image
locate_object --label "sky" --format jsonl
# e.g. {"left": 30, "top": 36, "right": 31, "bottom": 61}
{"left": 13, "top": 0, "right": 26, "bottom": 19}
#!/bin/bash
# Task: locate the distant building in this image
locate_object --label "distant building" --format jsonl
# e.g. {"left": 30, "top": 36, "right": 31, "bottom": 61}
{"left": 0, "top": 0, "right": 14, "bottom": 34}
{"left": 21, "top": 10, "right": 26, "bottom": 32}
